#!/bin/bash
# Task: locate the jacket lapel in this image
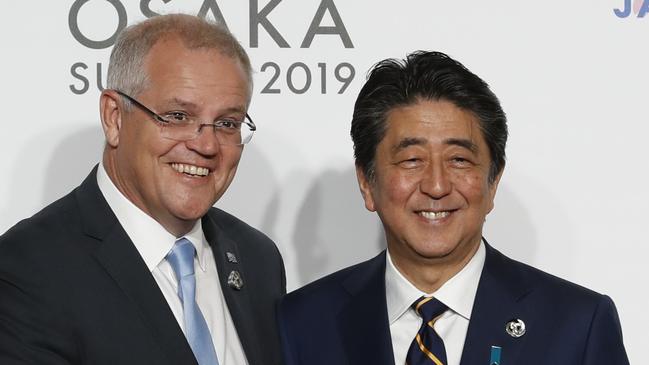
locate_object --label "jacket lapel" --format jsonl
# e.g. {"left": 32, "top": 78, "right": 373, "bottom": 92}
{"left": 460, "top": 242, "right": 534, "bottom": 365}
{"left": 76, "top": 167, "right": 197, "bottom": 365}
{"left": 202, "top": 213, "right": 262, "bottom": 365}
{"left": 337, "top": 251, "right": 395, "bottom": 365}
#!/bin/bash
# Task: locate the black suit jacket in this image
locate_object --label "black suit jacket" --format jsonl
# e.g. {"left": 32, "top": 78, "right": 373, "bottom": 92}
{"left": 278, "top": 243, "right": 629, "bottom": 365}
{"left": 0, "top": 168, "right": 286, "bottom": 365}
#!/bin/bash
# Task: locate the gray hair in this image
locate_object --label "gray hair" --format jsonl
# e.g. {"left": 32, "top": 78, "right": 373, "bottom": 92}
{"left": 107, "top": 14, "right": 252, "bottom": 99}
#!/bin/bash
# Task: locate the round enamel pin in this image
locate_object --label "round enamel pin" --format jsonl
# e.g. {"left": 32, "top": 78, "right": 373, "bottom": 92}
{"left": 505, "top": 319, "right": 526, "bottom": 338}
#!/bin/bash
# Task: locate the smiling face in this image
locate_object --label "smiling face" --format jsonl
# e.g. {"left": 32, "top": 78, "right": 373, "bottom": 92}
{"left": 357, "top": 99, "right": 501, "bottom": 287}
{"left": 100, "top": 36, "right": 251, "bottom": 236}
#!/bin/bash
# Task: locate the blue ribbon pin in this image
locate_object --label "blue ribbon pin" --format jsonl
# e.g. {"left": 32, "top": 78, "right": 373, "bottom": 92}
{"left": 490, "top": 346, "right": 502, "bottom": 365}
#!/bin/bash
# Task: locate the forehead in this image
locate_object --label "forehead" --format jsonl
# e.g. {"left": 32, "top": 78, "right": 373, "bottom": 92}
{"left": 142, "top": 36, "right": 251, "bottom": 103}
{"left": 382, "top": 99, "right": 486, "bottom": 150}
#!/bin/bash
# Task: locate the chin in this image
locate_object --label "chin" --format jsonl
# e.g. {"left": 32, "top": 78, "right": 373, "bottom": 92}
{"left": 169, "top": 202, "right": 212, "bottom": 222}
{"left": 413, "top": 247, "right": 456, "bottom": 260}
{"left": 409, "top": 238, "right": 461, "bottom": 259}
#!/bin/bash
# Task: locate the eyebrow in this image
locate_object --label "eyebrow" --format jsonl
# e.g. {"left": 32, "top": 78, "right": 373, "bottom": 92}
{"left": 164, "top": 97, "right": 198, "bottom": 109}
{"left": 163, "top": 98, "right": 247, "bottom": 114}
{"left": 445, "top": 138, "right": 478, "bottom": 153}
{"left": 393, "top": 137, "right": 427, "bottom": 152}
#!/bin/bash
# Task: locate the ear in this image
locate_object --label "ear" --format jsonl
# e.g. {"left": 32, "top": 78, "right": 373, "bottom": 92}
{"left": 100, "top": 89, "right": 123, "bottom": 148}
{"left": 486, "top": 168, "right": 504, "bottom": 214}
{"left": 355, "top": 165, "right": 377, "bottom": 212}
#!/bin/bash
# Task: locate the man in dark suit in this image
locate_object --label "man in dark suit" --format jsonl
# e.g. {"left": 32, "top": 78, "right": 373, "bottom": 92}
{"left": 277, "top": 51, "right": 629, "bottom": 365}
{"left": 0, "top": 14, "right": 284, "bottom": 365}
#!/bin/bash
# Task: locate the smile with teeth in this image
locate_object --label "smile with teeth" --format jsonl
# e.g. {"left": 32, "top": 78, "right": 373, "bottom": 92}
{"left": 418, "top": 211, "right": 451, "bottom": 220}
{"left": 171, "top": 163, "right": 210, "bottom": 177}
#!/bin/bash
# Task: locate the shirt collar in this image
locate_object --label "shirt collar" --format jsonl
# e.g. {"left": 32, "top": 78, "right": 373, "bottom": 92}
{"left": 96, "top": 163, "right": 208, "bottom": 272}
{"left": 183, "top": 220, "right": 209, "bottom": 272}
{"left": 385, "top": 241, "right": 486, "bottom": 324}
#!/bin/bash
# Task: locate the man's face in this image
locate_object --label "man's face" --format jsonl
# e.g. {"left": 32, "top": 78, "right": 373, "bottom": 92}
{"left": 357, "top": 99, "right": 501, "bottom": 273}
{"left": 103, "top": 36, "right": 250, "bottom": 236}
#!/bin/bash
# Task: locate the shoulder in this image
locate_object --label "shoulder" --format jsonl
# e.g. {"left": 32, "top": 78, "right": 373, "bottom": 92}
{"left": 203, "top": 207, "right": 285, "bottom": 288}
{"left": 486, "top": 245, "right": 616, "bottom": 316}
{"left": 0, "top": 188, "right": 87, "bottom": 313}
{"left": 0, "top": 189, "right": 80, "bottom": 256}
{"left": 0, "top": 168, "right": 102, "bottom": 251}
{"left": 485, "top": 246, "right": 628, "bottom": 362}
{"left": 205, "top": 207, "right": 277, "bottom": 253}
{"left": 280, "top": 252, "right": 384, "bottom": 315}
{"left": 204, "top": 207, "right": 286, "bottom": 298}
{"left": 205, "top": 207, "right": 269, "bottom": 242}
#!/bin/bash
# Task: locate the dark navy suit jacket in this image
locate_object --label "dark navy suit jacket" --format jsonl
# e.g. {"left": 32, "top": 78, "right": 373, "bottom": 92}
{"left": 278, "top": 244, "right": 629, "bottom": 365}
{"left": 0, "top": 167, "right": 286, "bottom": 365}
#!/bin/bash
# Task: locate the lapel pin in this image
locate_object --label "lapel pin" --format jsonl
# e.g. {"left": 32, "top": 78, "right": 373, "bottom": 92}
{"left": 226, "top": 252, "right": 238, "bottom": 263}
{"left": 505, "top": 318, "right": 526, "bottom": 338}
{"left": 227, "top": 270, "right": 244, "bottom": 290}
{"left": 490, "top": 346, "right": 502, "bottom": 365}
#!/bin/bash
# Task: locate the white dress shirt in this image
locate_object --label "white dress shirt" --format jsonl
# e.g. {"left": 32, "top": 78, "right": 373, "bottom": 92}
{"left": 97, "top": 163, "right": 248, "bottom": 365}
{"left": 385, "top": 242, "right": 485, "bottom": 365}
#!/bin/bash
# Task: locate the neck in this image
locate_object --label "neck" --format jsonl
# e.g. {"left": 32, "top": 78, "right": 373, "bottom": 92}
{"left": 389, "top": 239, "right": 481, "bottom": 294}
{"left": 159, "top": 217, "right": 195, "bottom": 238}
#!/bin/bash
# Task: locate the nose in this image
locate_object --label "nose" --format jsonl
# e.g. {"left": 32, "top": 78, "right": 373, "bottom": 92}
{"left": 419, "top": 160, "right": 452, "bottom": 199}
{"left": 185, "top": 125, "right": 222, "bottom": 157}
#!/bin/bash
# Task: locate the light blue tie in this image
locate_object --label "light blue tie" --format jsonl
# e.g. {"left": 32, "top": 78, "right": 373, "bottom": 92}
{"left": 167, "top": 238, "right": 220, "bottom": 365}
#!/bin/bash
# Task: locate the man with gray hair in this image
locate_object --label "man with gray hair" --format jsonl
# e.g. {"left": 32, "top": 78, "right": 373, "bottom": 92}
{"left": 0, "top": 14, "right": 285, "bottom": 365}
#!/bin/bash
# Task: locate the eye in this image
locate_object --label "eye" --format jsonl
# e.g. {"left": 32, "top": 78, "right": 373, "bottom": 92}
{"left": 162, "top": 111, "right": 190, "bottom": 124}
{"left": 450, "top": 156, "right": 473, "bottom": 167}
{"left": 215, "top": 119, "right": 242, "bottom": 130}
{"left": 398, "top": 157, "right": 423, "bottom": 169}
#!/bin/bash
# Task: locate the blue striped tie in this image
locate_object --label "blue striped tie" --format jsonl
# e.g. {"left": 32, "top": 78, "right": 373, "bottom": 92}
{"left": 167, "top": 238, "right": 220, "bottom": 365}
{"left": 406, "top": 296, "right": 448, "bottom": 365}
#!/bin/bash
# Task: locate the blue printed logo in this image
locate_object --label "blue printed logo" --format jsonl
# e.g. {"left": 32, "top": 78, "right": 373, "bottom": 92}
{"left": 614, "top": 0, "right": 649, "bottom": 18}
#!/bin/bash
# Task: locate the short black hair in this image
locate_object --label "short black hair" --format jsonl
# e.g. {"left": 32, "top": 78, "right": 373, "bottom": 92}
{"left": 350, "top": 50, "right": 508, "bottom": 183}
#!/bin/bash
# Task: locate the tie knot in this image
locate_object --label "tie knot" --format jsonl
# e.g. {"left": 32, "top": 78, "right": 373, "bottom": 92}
{"left": 412, "top": 296, "right": 447, "bottom": 322}
{"left": 167, "top": 238, "right": 196, "bottom": 279}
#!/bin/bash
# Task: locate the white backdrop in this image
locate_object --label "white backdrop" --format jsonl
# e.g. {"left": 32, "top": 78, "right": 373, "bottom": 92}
{"left": 1, "top": 1, "right": 646, "bottom": 362}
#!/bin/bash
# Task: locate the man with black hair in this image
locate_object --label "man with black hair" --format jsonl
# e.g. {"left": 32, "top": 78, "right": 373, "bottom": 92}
{"left": 278, "top": 51, "right": 629, "bottom": 365}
